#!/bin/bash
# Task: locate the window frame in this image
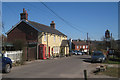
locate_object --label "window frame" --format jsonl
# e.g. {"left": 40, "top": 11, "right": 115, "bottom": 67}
{"left": 44, "top": 34, "right": 46, "bottom": 41}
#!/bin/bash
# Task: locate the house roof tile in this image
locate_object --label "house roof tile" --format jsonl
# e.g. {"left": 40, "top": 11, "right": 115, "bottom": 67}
{"left": 28, "top": 20, "right": 67, "bottom": 36}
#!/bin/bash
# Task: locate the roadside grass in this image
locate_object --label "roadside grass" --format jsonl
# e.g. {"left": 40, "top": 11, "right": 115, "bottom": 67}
{"left": 104, "top": 56, "right": 120, "bottom": 64}
{"left": 104, "top": 59, "right": 120, "bottom": 64}
{"left": 98, "top": 67, "right": 119, "bottom": 77}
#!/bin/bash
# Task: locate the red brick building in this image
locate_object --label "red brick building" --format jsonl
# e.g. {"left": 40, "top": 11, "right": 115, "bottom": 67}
{"left": 72, "top": 40, "right": 89, "bottom": 53}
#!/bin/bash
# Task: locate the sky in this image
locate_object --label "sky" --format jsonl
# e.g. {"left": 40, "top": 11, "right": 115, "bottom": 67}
{"left": 2, "top": 2, "right": 118, "bottom": 40}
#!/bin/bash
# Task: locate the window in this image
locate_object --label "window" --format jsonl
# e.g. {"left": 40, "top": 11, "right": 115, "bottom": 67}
{"left": 58, "top": 47, "right": 60, "bottom": 53}
{"left": 77, "top": 46, "right": 79, "bottom": 49}
{"left": 54, "top": 35, "right": 56, "bottom": 42}
{"left": 59, "top": 37, "right": 61, "bottom": 42}
{"left": 86, "top": 45, "right": 88, "bottom": 48}
{"left": 83, "top": 45, "right": 85, "bottom": 49}
{"left": 53, "top": 47, "right": 55, "bottom": 54}
{"left": 53, "top": 47, "right": 58, "bottom": 53}
{"left": 44, "top": 34, "right": 46, "bottom": 41}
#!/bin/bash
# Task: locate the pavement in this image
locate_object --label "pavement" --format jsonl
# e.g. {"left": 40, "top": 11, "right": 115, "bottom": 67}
{"left": 2, "top": 55, "right": 115, "bottom": 78}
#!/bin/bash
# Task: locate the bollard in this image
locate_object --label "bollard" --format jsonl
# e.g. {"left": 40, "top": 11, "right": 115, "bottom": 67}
{"left": 84, "top": 70, "right": 87, "bottom": 80}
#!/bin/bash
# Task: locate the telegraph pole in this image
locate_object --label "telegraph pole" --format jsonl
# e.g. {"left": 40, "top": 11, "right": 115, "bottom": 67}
{"left": 87, "top": 33, "right": 88, "bottom": 41}
{"left": 111, "top": 33, "right": 112, "bottom": 49}
{"left": 87, "top": 33, "right": 89, "bottom": 55}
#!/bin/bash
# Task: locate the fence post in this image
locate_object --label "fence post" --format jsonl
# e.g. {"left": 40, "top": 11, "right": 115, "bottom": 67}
{"left": 84, "top": 70, "right": 87, "bottom": 80}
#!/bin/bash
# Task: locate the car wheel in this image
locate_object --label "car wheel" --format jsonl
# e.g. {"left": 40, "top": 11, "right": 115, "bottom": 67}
{"left": 4, "top": 64, "right": 11, "bottom": 73}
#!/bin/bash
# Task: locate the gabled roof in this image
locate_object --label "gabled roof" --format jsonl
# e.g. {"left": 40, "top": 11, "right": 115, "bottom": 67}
{"left": 7, "top": 20, "right": 67, "bottom": 37}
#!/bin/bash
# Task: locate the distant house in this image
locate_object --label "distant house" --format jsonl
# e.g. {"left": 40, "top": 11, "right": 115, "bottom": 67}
{"left": 71, "top": 40, "right": 89, "bottom": 53}
{"left": 7, "top": 8, "right": 69, "bottom": 60}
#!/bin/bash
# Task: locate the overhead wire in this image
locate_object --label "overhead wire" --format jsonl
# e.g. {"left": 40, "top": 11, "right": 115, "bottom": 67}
{"left": 40, "top": 2, "right": 87, "bottom": 34}
{"left": 3, "top": 2, "right": 117, "bottom": 40}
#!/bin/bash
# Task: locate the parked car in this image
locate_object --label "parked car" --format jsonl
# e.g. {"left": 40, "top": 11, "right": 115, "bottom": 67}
{"left": 91, "top": 51, "right": 106, "bottom": 63}
{"left": 72, "top": 50, "right": 78, "bottom": 55}
{"left": 82, "top": 52, "right": 86, "bottom": 55}
{"left": 77, "top": 51, "right": 83, "bottom": 55}
{"left": 0, "top": 52, "right": 12, "bottom": 73}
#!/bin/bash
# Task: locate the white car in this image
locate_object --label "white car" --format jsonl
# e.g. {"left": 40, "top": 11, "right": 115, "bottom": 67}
{"left": 77, "top": 51, "right": 83, "bottom": 55}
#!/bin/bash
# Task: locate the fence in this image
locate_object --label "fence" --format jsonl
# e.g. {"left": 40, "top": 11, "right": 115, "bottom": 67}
{"left": 4, "top": 51, "right": 23, "bottom": 63}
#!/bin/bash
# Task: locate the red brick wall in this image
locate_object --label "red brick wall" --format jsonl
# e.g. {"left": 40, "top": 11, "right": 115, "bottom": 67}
{"left": 7, "top": 21, "right": 38, "bottom": 43}
{"left": 7, "top": 27, "right": 26, "bottom": 42}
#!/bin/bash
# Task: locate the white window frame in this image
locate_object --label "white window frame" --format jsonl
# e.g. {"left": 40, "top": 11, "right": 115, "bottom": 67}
{"left": 83, "top": 45, "right": 85, "bottom": 49}
{"left": 86, "top": 45, "right": 88, "bottom": 48}
{"left": 44, "top": 34, "right": 46, "bottom": 41}
{"left": 77, "top": 46, "right": 79, "bottom": 49}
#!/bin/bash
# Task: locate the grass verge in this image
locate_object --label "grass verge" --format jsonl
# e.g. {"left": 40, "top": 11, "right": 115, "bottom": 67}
{"left": 104, "top": 60, "right": 120, "bottom": 64}
{"left": 98, "top": 67, "right": 119, "bottom": 77}
{"left": 104, "top": 57, "right": 120, "bottom": 64}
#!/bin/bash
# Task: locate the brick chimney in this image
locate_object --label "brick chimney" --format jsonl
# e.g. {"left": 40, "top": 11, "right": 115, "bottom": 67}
{"left": 20, "top": 8, "right": 28, "bottom": 20}
{"left": 50, "top": 21, "right": 55, "bottom": 29}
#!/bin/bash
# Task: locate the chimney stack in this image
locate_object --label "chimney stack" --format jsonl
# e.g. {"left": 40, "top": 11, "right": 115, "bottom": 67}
{"left": 23, "top": 8, "right": 25, "bottom": 13}
{"left": 50, "top": 21, "right": 55, "bottom": 29}
{"left": 20, "top": 8, "right": 28, "bottom": 20}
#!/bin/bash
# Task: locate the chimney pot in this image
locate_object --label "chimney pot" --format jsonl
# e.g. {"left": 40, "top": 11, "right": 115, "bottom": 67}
{"left": 52, "top": 21, "right": 54, "bottom": 23}
{"left": 50, "top": 21, "right": 55, "bottom": 29}
{"left": 25, "top": 10, "right": 27, "bottom": 13}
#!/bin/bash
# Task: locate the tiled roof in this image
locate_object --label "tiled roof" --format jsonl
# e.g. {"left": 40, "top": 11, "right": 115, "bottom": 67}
{"left": 7, "top": 20, "right": 67, "bottom": 37}
{"left": 72, "top": 41, "right": 88, "bottom": 45}
{"left": 28, "top": 20, "right": 67, "bottom": 37}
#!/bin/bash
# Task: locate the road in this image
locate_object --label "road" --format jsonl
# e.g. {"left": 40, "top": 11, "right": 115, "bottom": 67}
{"left": 2, "top": 55, "right": 113, "bottom": 78}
